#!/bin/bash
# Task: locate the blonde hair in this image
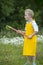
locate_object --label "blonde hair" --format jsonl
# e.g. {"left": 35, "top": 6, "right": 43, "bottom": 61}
{"left": 25, "top": 9, "right": 34, "bottom": 17}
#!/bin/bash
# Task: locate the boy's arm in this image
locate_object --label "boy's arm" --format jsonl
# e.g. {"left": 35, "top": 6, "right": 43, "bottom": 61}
{"left": 28, "top": 21, "right": 38, "bottom": 39}
{"left": 31, "top": 31, "right": 37, "bottom": 37}
{"left": 28, "top": 31, "right": 37, "bottom": 39}
{"left": 18, "top": 30, "right": 25, "bottom": 34}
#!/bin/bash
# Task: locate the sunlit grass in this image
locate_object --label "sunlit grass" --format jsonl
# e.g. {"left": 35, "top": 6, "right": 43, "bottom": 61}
{"left": 0, "top": 43, "right": 25, "bottom": 65}
{"left": 0, "top": 41, "right": 43, "bottom": 65}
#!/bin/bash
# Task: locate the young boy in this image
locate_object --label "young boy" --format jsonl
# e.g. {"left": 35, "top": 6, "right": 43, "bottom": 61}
{"left": 18, "top": 9, "right": 38, "bottom": 65}
{"left": 22, "top": 9, "right": 38, "bottom": 65}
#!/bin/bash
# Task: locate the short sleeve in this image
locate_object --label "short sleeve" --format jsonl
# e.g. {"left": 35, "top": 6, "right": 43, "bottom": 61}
{"left": 32, "top": 20, "right": 38, "bottom": 32}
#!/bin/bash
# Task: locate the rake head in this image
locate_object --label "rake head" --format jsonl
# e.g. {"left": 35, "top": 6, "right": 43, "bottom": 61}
{"left": 6, "top": 25, "right": 12, "bottom": 30}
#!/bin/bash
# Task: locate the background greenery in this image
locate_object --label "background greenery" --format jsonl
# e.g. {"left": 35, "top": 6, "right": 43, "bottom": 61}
{"left": 0, "top": 0, "right": 43, "bottom": 65}
{"left": 0, "top": 0, "right": 43, "bottom": 37}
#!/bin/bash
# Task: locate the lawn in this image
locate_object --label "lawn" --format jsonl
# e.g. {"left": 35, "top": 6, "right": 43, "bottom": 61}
{"left": 0, "top": 42, "right": 43, "bottom": 65}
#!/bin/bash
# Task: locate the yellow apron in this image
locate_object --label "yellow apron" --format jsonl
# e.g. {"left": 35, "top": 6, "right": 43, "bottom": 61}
{"left": 23, "top": 21, "right": 37, "bottom": 56}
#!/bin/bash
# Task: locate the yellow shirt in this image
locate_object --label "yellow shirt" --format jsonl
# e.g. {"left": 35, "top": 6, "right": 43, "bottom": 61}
{"left": 23, "top": 21, "right": 37, "bottom": 56}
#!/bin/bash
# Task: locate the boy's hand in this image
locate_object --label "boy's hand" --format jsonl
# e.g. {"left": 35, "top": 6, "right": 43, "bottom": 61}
{"left": 28, "top": 35, "right": 32, "bottom": 39}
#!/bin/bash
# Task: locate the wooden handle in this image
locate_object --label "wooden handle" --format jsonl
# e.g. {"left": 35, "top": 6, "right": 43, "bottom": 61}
{"left": 6, "top": 25, "right": 28, "bottom": 38}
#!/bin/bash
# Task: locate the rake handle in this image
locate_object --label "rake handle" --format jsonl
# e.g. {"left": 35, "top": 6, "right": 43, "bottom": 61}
{"left": 8, "top": 26, "right": 28, "bottom": 37}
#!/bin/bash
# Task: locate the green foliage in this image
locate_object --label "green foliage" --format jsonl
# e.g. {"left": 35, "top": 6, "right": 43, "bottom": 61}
{"left": 0, "top": 0, "right": 43, "bottom": 33}
{"left": 1, "top": 0, "right": 14, "bottom": 16}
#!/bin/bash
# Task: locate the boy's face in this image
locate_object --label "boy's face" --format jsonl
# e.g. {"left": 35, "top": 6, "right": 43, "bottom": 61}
{"left": 24, "top": 12, "right": 31, "bottom": 21}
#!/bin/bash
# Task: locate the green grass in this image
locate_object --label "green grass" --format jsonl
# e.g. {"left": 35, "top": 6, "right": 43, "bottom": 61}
{"left": 0, "top": 43, "right": 25, "bottom": 65}
{"left": 0, "top": 42, "right": 43, "bottom": 65}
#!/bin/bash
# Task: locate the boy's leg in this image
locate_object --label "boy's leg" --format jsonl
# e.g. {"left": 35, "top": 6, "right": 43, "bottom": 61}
{"left": 33, "top": 56, "right": 36, "bottom": 65}
{"left": 24, "top": 56, "right": 31, "bottom": 65}
{"left": 27, "top": 56, "right": 31, "bottom": 63}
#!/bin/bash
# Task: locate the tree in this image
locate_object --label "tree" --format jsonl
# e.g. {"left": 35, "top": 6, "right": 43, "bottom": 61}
{"left": 0, "top": 0, "right": 43, "bottom": 30}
